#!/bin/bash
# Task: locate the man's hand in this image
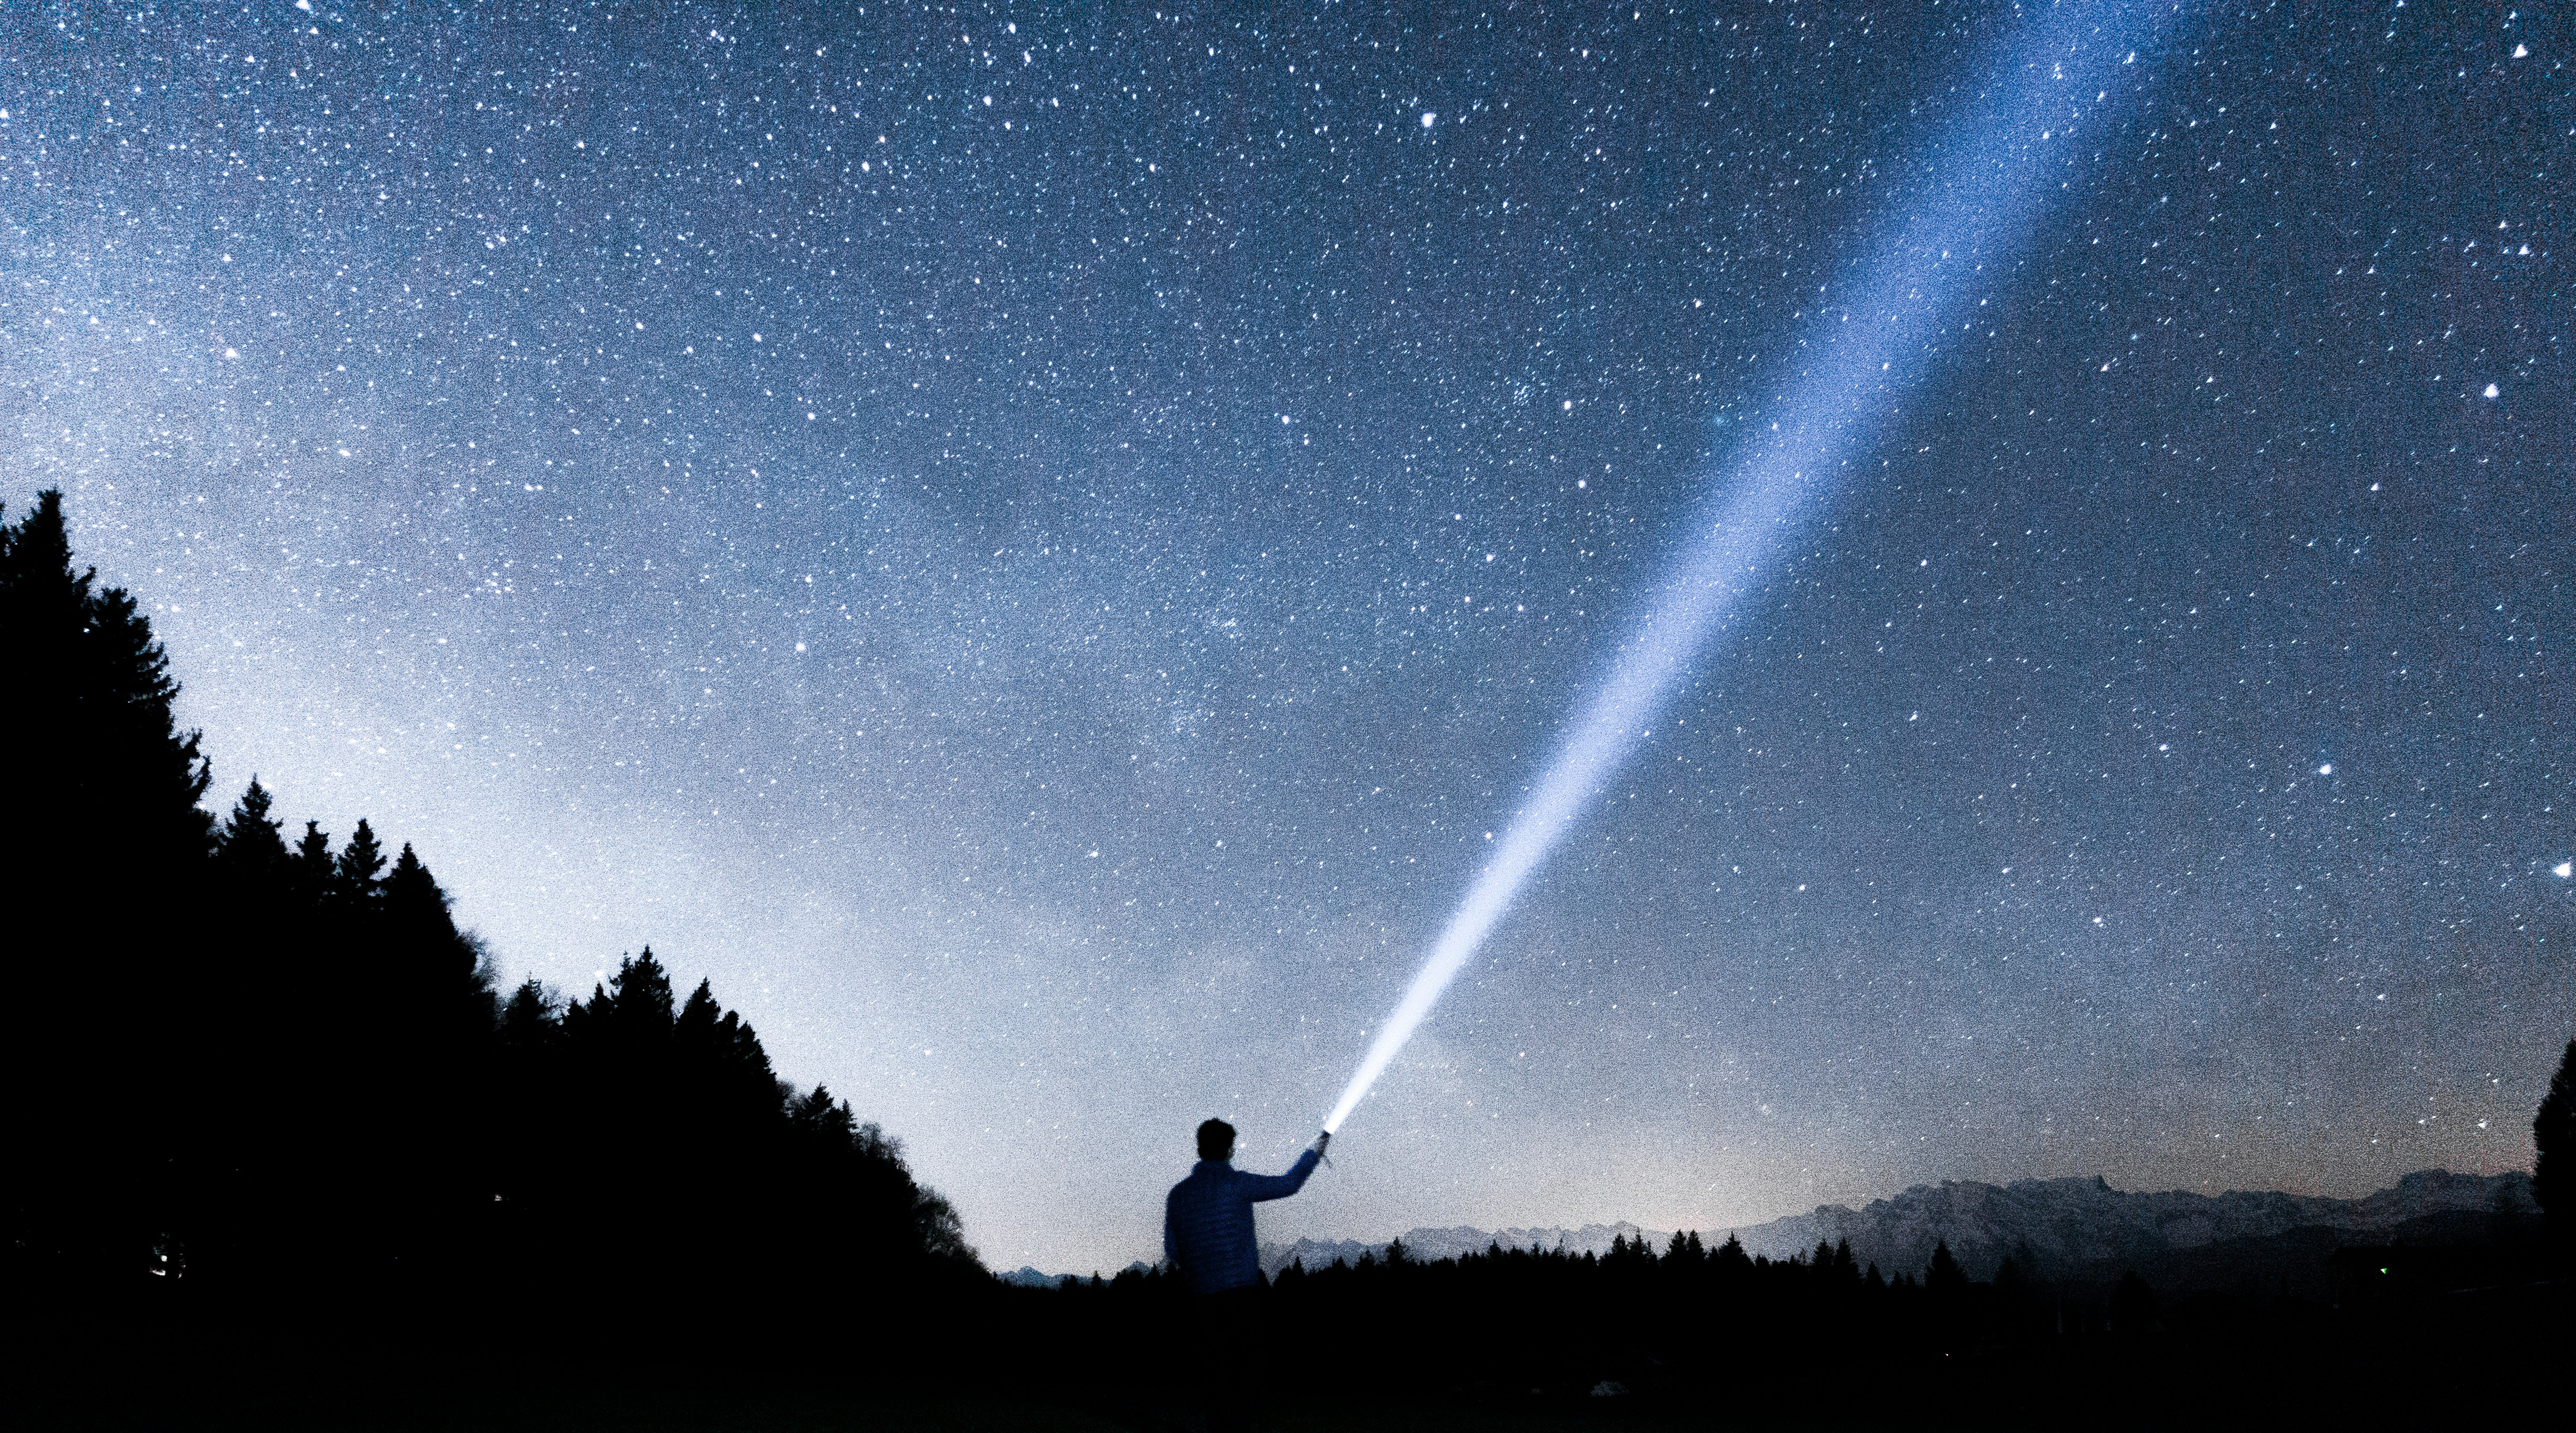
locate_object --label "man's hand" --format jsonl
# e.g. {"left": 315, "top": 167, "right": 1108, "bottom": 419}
{"left": 1311, "top": 1131, "right": 1331, "bottom": 1157}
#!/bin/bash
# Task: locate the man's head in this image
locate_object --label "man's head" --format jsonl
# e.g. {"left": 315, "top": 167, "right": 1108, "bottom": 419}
{"left": 1196, "top": 1117, "right": 1236, "bottom": 1162}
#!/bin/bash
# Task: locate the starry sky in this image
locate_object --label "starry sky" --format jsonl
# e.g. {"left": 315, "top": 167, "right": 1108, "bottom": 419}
{"left": 4, "top": 3, "right": 2568, "bottom": 1276}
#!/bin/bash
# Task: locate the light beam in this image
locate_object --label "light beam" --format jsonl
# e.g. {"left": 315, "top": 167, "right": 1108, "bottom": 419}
{"left": 1323, "top": 3, "right": 2177, "bottom": 1136}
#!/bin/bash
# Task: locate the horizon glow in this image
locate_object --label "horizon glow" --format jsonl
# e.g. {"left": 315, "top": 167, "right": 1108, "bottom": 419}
{"left": 1323, "top": 3, "right": 2177, "bottom": 1137}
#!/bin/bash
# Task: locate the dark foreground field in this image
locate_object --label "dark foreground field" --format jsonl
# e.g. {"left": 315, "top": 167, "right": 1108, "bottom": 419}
{"left": 16, "top": 1272, "right": 2566, "bottom": 1432}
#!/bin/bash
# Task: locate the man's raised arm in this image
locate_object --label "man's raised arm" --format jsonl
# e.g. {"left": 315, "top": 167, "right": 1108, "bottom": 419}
{"left": 1243, "top": 1132, "right": 1330, "bottom": 1202}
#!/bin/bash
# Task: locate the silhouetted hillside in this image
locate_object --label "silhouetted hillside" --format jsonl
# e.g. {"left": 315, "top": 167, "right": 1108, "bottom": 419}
{"left": 3, "top": 491, "right": 976, "bottom": 1361}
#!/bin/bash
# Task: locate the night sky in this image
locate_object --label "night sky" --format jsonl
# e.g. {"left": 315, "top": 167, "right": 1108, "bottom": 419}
{"left": 5, "top": 3, "right": 2568, "bottom": 1276}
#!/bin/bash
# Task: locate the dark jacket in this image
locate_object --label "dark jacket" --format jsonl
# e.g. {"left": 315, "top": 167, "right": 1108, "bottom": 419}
{"left": 1163, "top": 1149, "right": 1321, "bottom": 1294}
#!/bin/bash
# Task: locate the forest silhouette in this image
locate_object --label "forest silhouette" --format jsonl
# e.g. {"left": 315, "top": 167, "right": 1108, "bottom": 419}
{"left": 5, "top": 492, "right": 978, "bottom": 1373}
{"left": 8, "top": 487, "right": 2570, "bottom": 1428}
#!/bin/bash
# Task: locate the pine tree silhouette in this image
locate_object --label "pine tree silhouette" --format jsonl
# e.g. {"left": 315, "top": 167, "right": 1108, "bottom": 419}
{"left": 574, "top": 947, "right": 679, "bottom": 1043}
{"left": 2538, "top": 1039, "right": 2573, "bottom": 1248}
{"left": 379, "top": 842, "right": 491, "bottom": 1034}
{"left": 214, "top": 779, "right": 290, "bottom": 880}
{"left": 334, "top": 817, "right": 387, "bottom": 901}
{"left": 290, "top": 821, "right": 335, "bottom": 904}
{"left": 1713, "top": 1232, "right": 1752, "bottom": 1279}
{"left": 0, "top": 492, "right": 212, "bottom": 865}
{"left": 497, "top": 977, "right": 562, "bottom": 1048}
{"left": 3, "top": 491, "right": 214, "bottom": 1281}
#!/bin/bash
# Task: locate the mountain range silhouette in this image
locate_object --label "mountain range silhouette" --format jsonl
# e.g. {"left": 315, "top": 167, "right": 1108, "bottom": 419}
{"left": 1250, "top": 1168, "right": 2538, "bottom": 1286}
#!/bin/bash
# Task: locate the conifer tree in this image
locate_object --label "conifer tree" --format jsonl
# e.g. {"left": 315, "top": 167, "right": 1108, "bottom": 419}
{"left": 3, "top": 492, "right": 215, "bottom": 1277}
{"left": 0, "top": 493, "right": 212, "bottom": 872}
{"left": 571, "top": 948, "right": 678, "bottom": 1042}
{"left": 1713, "top": 1233, "right": 1751, "bottom": 1278}
{"left": 2539, "top": 1038, "right": 2573, "bottom": 1241}
{"left": 290, "top": 821, "right": 335, "bottom": 903}
{"left": 214, "top": 779, "right": 290, "bottom": 881}
{"left": 496, "top": 978, "right": 561, "bottom": 1049}
{"left": 335, "top": 818, "right": 387, "bottom": 901}
{"left": 380, "top": 842, "right": 486, "bottom": 1015}
{"left": 674, "top": 977, "right": 779, "bottom": 1116}
{"left": 380, "top": 841, "right": 443, "bottom": 923}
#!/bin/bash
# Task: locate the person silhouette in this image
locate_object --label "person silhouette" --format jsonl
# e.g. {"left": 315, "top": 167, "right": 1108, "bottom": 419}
{"left": 1164, "top": 1118, "right": 1328, "bottom": 1429}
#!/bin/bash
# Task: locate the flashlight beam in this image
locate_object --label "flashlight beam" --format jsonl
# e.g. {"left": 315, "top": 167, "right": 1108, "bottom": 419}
{"left": 1323, "top": 4, "right": 2176, "bottom": 1136}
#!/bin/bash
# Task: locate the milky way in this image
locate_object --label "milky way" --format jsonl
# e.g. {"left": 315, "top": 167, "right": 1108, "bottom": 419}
{"left": 4, "top": 4, "right": 2567, "bottom": 1275}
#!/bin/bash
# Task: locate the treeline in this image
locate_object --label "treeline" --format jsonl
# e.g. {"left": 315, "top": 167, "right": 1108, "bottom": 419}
{"left": 1023, "top": 1230, "right": 2091, "bottom": 1400}
{"left": 4, "top": 490, "right": 975, "bottom": 1341}
{"left": 1013, "top": 1223, "right": 2568, "bottom": 1422}
{"left": 1265, "top": 1227, "right": 2149, "bottom": 1365}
